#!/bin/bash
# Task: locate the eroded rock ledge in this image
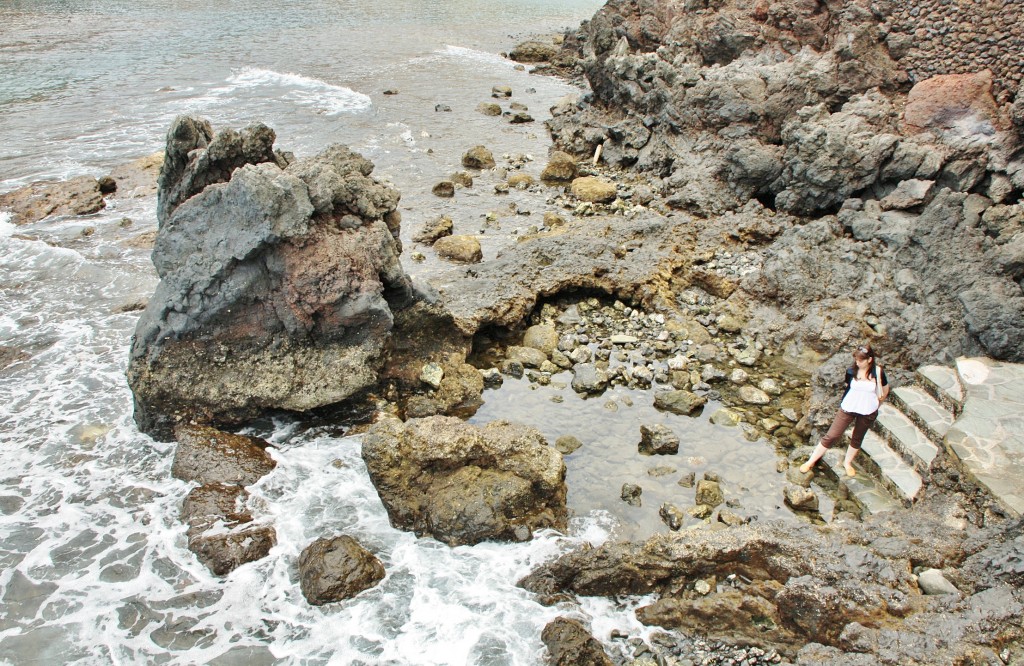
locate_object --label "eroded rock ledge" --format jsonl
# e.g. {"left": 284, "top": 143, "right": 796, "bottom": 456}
{"left": 520, "top": 512, "right": 1024, "bottom": 663}
{"left": 127, "top": 116, "right": 414, "bottom": 440}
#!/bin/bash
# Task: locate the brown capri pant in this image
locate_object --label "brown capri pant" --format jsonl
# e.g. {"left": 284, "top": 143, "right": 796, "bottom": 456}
{"left": 820, "top": 409, "right": 878, "bottom": 450}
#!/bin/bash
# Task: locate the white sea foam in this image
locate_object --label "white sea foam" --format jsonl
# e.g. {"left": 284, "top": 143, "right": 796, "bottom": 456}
{"left": 226, "top": 67, "right": 372, "bottom": 115}
{"left": 0, "top": 211, "right": 14, "bottom": 237}
{"left": 440, "top": 45, "right": 518, "bottom": 68}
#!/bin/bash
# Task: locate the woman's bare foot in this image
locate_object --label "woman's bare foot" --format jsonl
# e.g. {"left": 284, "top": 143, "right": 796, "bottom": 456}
{"left": 845, "top": 465, "right": 857, "bottom": 477}
{"left": 799, "top": 462, "right": 813, "bottom": 474}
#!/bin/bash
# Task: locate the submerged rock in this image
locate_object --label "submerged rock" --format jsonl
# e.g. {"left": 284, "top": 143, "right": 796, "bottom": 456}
{"left": 298, "top": 536, "right": 386, "bottom": 605}
{"left": 126, "top": 116, "right": 413, "bottom": 440}
{"left": 638, "top": 424, "right": 679, "bottom": 455}
{"left": 361, "top": 416, "right": 567, "bottom": 546}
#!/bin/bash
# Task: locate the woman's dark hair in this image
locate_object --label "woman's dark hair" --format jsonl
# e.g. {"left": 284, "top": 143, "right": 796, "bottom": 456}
{"left": 850, "top": 344, "right": 877, "bottom": 377}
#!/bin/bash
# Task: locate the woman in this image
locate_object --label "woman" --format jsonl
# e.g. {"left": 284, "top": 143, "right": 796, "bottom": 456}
{"left": 800, "top": 345, "right": 890, "bottom": 477}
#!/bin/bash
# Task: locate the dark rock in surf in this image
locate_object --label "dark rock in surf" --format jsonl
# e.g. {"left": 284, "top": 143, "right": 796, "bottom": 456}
{"left": 541, "top": 617, "right": 614, "bottom": 666}
{"left": 298, "top": 536, "right": 386, "bottom": 605}
{"left": 171, "top": 423, "right": 276, "bottom": 486}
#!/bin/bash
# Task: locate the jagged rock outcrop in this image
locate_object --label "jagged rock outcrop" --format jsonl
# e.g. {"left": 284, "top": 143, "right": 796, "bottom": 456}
{"left": 361, "top": 416, "right": 567, "bottom": 546}
{"left": 127, "top": 116, "right": 413, "bottom": 439}
{"left": 519, "top": 514, "right": 1024, "bottom": 662}
{"left": 540, "top": 0, "right": 1024, "bottom": 385}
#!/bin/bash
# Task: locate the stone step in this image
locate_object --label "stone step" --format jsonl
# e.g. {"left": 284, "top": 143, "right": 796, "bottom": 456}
{"left": 854, "top": 430, "right": 924, "bottom": 506}
{"left": 916, "top": 364, "right": 964, "bottom": 416}
{"left": 886, "top": 386, "right": 952, "bottom": 450}
{"left": 822, "top": 450, "right": 902, "bottom": 515}
{"left": 874, "top": 402, "right": 940, "bottom": 475}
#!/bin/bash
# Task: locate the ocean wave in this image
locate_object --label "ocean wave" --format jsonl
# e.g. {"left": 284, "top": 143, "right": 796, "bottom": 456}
{"left": 226, "top": 67, "right": 372, "bottom": 115}
{"left": 440, "top": 45, "right": 517, "bottom": 68}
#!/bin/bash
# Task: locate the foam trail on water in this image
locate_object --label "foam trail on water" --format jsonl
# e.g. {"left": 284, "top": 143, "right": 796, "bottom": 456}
{"left": 440, "top": 45, "right": 518, "bottom": 68}
{"left": 226, "top": 67, "right": 372, "bottom": 115}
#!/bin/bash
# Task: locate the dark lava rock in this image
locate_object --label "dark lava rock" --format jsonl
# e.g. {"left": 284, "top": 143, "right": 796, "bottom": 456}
{"left": 171, "top": 424, "right": 276, "bottom": 486}
{"left": 297, "top": 535, "right": 386, "bottom": 605}
{"left": 361, "top": 416, "right": 567, "bottom": 546}
{"left": 181, "top": 483, "right": 275, "bottom": 576}
{"left": 541, "top": 617, "right": 614, "bottom": 666}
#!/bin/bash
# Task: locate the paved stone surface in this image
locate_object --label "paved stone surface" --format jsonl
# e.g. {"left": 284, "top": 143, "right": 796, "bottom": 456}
{"left": 822, "top": 450, "right": 901, "bottom": 514}
{"left": 860, "top": 430, "right": 924, "bottom": 504}
{"left": 946, "top": 358, "right": 1024, "bottom": 517}
{"left": 877, "top": 399, "right": 941, "bottom": 472}
{"left": 891, "top": 385, "right": 955, "bottom": 442}
{"left": 917, "top": 364, "right": 965, "bottom": 413}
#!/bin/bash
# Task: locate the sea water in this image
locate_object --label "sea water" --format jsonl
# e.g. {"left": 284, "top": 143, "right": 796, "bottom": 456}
{"left": 0, "top": 1, "right": 803, "bottom": 663}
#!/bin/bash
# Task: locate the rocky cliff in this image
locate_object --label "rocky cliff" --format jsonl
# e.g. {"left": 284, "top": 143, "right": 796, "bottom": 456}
{"left": 544, "top": 0, "right": 1024, "bottom": 418}
{"left": 127, "top": 116, "right": 414, "bottom": 439}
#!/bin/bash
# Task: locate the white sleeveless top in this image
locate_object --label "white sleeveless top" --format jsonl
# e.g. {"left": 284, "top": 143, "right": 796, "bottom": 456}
{"left": 840, "top": 377, "right": 880, "bottom": 415}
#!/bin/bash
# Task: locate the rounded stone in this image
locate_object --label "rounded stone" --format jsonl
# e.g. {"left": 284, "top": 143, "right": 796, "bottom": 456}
{"left": 298, "top": 535, "right": 386, "bottom": 605}
{"left": 570, "top": 176, "right": 617, "bottom": 203}
{"left": 433, "top": 235, "right": 482, "bottom": 264}
{"left": 541, "top": 151, "right": 578, "bottom": 183}
{"left": 462, "top": 145, "right": 496, "bottom": 169}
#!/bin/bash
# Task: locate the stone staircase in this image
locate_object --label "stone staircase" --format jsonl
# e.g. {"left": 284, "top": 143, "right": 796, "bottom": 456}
{"left": 821, "top": 363, "right": 964, "bottom": 514}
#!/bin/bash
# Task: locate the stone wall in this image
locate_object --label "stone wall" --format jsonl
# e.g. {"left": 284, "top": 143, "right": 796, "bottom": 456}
{"left": 884, "top": 0, "right": 1023, "bottom": 104}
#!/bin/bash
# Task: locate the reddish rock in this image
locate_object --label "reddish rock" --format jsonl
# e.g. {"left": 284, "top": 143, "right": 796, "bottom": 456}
{"left": 903, "top": 71, "right": 1003, "bottom": 136}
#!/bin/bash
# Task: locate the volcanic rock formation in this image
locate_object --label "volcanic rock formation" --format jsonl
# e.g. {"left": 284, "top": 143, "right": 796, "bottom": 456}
{"left": 127, "top": 116, "right": 413, "bottom": 439}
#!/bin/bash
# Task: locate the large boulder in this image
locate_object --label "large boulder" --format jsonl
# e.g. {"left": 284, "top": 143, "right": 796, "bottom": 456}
{"left": 361, "top": 416, "right": 567, "bottom": 546}
{"left": 127, "top": 116, "right": 413, "bottom": 440}
{"left": 297, "top": 536, "right": 386, "bottom": 605}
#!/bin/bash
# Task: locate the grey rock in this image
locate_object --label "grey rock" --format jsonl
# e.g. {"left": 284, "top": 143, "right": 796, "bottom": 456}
{"left": 434, "top": 235, "right": 482, "bottom": 264}
{"left": 298, "top": 536, "right": 386, "bottom": 605}
{"left": 621, "top": 483, "right": 642, "bottom": 507}
{"left": 571, "top": 363, "right": 609, "bottom": 394}
{"left": 522, "top": 324, "right": 559, "bottom": 355}
{"left": 880, "top": 179, "right": 935, "bottom": 210}
{"left": 917, "top": 569, "right": 959, "bottom": 596}
{"left": 506, "top": 345, "right": 548, "bottom": 369}
{"left": 462, "top": 145, "right": 496, "bottom": 169}
{"left": 127, "top": 118, "right": 412, "bottom": 440}
{"left": 709, "top": 408, "right": 742, "bottom": 426}
{"left": 541, "top": 617, "right": 614, "bottom": 666}
{"left": 419, "top": 363, "right": 444, "bottom": 389}
{"left": 555, "top": 435, "right": 583, "bottom": 455}
{"left": 412, "top": 215, "right": 453, "bottom": 245}
{"left": 660, "top": 503, "right": 686, "bottom": 530}
{"left": 738, "top": 385, "right": 771, "bottom": 405}
{"left": 783, "top": 484, "right": 819, "bottom": 512}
